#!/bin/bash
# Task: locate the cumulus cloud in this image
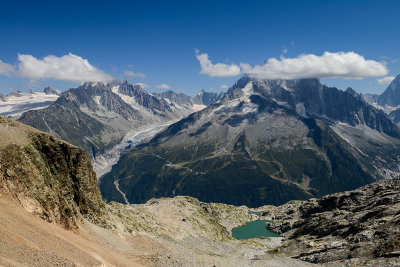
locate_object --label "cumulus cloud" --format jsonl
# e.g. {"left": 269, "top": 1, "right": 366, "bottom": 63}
{"left": 156, "top": 84, "right": 171, "bottom": 89}
{"left": 195, "top": 53, "right": 241, "bottom": 77}
{"left": 16, "top": 53, "right": 113, "bottom": 82}
{"left": 0, "top": 60, "right": 15, "bottom": 76}
{"left": 124, "top": 70, "right": 146, "bottom": 78}
{"left": 241, "top": 52, "right": 388, "bottom": 80}
{"left": 220, "top": 84, "right": 229, "bottom": 89}
{"left": 377, "top": 76, "right": 395, "bottom": 85}
{"left": 135, "top": 82, "right": 150, "bottom": 88}
{"left": 196, "top": 51, "right": 388, "bottom": 80}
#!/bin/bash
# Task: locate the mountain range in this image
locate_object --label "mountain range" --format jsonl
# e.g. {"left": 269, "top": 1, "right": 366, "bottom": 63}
{"left": 5, "top": 75, "right": 400, "bottom": 208}
{"left": 0, "top": 87, "right": 59, "bottom": 118}
{"left": 363, "top": 74, "right": 400, "bottom": 125}
{"left": 14, "top": 81, "right": 222, "bottom": 176}
{"left": 99, "top": 76, "right": 400, "bottom": 207}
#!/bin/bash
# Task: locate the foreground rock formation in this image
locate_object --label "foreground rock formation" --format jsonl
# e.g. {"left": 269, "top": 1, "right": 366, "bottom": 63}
{"left": 264, "top": 176, "right": 400, "bottom": 266}
{"left": 0, "top": 116, "right": 105, "bottom": 229}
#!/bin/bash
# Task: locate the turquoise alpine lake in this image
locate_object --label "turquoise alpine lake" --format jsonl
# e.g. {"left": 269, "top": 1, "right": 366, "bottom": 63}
{"left": 232, "top": 220, "right": 280, "bottom": 240}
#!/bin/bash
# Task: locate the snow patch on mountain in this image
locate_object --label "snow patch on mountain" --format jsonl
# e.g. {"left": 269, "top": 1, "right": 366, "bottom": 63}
{"left": 93, "top": 95, "right": 101, "bottom": 105}
{"left": 0, "top": 92, "right": 59, "bottom": 118}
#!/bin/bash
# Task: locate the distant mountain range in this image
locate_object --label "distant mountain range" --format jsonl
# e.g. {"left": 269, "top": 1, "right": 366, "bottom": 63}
{"left": 155, "top": 89, "right": 225, "bottom": 107}
{"left": 0, "top": 87, "right": 59, "bottom": 118}
{"left": 13, "top": 81, "right": 222, "bottom": 177}
{"left": 363, "top": 74, "right": 400, "bottom": 125}
{"left": 100, "top": 76, "right": 400, "bottom": 207}
{"left": 6, "top": 75, "right": 400, "bottom": 208}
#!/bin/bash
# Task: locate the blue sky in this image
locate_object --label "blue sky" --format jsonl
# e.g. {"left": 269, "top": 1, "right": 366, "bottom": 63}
{"left": 0, "top": 0, "right": 399, "bottom": 95}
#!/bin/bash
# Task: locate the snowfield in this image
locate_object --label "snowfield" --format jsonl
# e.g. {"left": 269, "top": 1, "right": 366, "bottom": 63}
{"left": 0, "top": 92, "right": 59, "bottom": 118}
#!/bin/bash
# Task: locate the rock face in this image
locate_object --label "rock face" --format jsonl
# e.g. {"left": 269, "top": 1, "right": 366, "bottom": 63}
{"left": 155, "top": 89, "right": 225, "bottom": 107}
{"left": 100, "top": 77, "right": 400, "bottom": 207}
{"left": 193, "top": 89, "right": 225, "bottom": 106}
{"left": 362, "top": 93, "right": 379, "bottom": 105}
{"left": 378, "top": 74, "right": 400, "bottom": 107}
{"left": 265, "top": 176, "right": 400, "bottom": 264}
{"left": 43, "top": 86, "right": 61, "bottom": 95}
{"left": 0, "top": 115, "right": 105, "bottom": 229}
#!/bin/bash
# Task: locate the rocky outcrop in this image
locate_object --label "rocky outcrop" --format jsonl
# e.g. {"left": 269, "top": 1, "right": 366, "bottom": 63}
{"left": 264, "top": 176, "right": 400, "bottom": 264}
{"left": 0, "top": 116, "right": 106, "bottom": 229}
{"left": 362, "top": 93, "right": 379, "bottom": 105}
{"left": 193, "top": 89, "right": 225, "bottom": 106}
{"left": 106, "top": 196, "right": 254, "bottom": 241}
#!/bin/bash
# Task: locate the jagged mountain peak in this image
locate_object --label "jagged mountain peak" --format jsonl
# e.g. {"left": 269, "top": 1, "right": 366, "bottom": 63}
{"left": 227, "top": 76, "right": 322, "bottom": 95}
{"left": 345, "top": 87, "right": 359, "bottom": 97}
{"left": 377, "top": 74, "right": 400, "bottom": 106}
{"left": 223, "top": 76, "right": 400, "bottom": 138}
{"left": 386, "top": 74, "right": 400, "bottom": 91}
{"left": 17, "top": 79, "right": 201, "bottom": 162}
{"left": 43, "top": 86, "right": 61, "bottom": 95}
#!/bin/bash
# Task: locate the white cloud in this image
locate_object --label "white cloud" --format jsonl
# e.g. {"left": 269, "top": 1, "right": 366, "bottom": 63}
{"left": 196, "top": 51, "right": 388, "bottom": 80}
{"left": 195, "top": 53, "right": 241, "bottom": 77}
{"left": 377, "top": 76, "right": 395, "bottom": 85}
{"left": 16, "top": 53, "right": 112, "bottom": 82}
{"left": 156, "top": 84, "right": 171, "bottom": 89}
{"left": 135, "top": 82, "right": 150, "bottom": 88}
{"left": 282, "top": 48, "right": 288, "bottom": 54}
{"left": 124, "top": 70, "right": 146, "bottom": 78}
{"left": 220, "top": 84, "right": 229, "bottom": 89}
{"left": 0, "top": 60, "right": 15, "bottom": 76}
{"left": 241, "top": 52, "right": 388, "bottom": 80}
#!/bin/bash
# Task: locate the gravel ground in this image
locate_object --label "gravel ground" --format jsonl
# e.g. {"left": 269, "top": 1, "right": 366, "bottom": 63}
{"left": 0, "top": 195, "right": 316, "bottom": 267}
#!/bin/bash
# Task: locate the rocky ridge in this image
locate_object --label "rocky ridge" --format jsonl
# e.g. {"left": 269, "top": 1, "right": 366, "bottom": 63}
{"left": 378, "top": 74, "right": 400, "bottom": 107}
{"left": 0, "top": 115, "right": 105, "bottom": 229}
{"left": 263, "top": 176, "right": 400, "bottom": 265}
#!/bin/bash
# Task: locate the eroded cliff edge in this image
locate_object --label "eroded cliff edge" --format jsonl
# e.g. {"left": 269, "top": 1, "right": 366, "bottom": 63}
{"left": 0, "top": 115, "right": 106, "bottom": 229}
